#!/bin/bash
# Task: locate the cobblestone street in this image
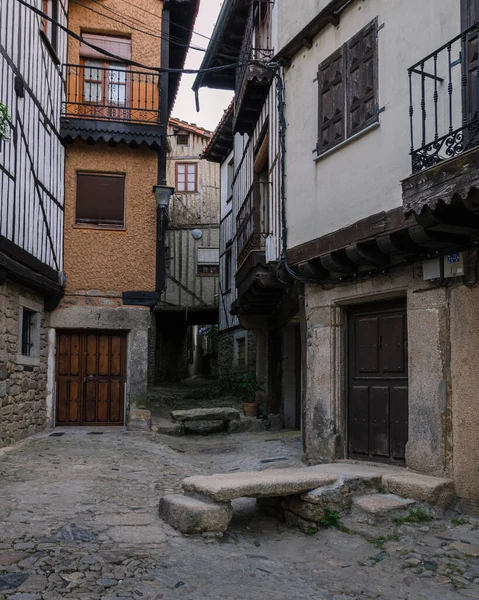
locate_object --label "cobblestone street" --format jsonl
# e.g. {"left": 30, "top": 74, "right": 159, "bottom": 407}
{"left": 0, "top": 429, "right": 478, "bottom": 600}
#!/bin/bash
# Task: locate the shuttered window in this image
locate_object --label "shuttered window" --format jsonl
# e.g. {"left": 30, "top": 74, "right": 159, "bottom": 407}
{"left": 76, "top": 173, "right": 125, "bottom": 227}
{"left": 176, "top": 162, "right": 197, "bottom": 192}
{"left": 197, "top": 248, "right": 220, "bottom": 275}
{"left": 317, "top": 19, "right": 378, "bottom": 155}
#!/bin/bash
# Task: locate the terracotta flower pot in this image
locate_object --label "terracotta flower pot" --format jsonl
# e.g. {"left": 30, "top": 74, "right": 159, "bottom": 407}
{"left": 242, "top": 402, "right": 259, "bottom": 417}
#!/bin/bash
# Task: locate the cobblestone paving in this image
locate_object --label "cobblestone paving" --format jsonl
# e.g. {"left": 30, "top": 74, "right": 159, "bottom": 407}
{"left": 0, "top": 428, "right": 478, "bottom": 599}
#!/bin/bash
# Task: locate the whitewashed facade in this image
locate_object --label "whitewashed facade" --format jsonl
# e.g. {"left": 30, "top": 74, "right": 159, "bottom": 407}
{"left": 0, "top": 0, "right": 67, "bottom": 273}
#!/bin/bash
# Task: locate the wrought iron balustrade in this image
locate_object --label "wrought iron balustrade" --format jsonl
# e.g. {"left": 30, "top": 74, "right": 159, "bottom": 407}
{"left": 62, "top": 64, "right": 160, "bottom": 123}
{"left": 235, "top": 1, "right": 274, "bottom": 98}
{"left": 409, "top": 22, "right": 479, "bottom": 173}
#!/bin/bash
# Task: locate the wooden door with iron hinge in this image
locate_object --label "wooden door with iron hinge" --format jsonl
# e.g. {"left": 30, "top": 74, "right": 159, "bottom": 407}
{"left": 56, "top": 331, "right": 126, "bottom": 426}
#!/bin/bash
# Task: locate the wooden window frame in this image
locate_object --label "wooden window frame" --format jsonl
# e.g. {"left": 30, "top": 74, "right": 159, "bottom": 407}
{"left": 74, "top": 172, "right": 126, "bottom": 230}
{"left": 40, "top": 0, "right": 60, "bottom": 63}
{"left": 223, "top": 248, "right": 232, "bottom": 293}
{"left": 176, "top": 133, "right": 189, "bottom": 145}
{"left": 317, "top": 18, "right": 378, "bottom": 156}
{"left": 80, "top": 59, "right": 130, "bottom": 108}
{"left": 197, "top": 247, "right": 220, "bottom": 277}
{"left": 175, "top": 162, "right": 198, "bottom": 193}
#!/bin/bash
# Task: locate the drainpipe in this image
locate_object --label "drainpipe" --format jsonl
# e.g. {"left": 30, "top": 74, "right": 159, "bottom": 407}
{"left": 156, "top": 1, "right": 171, "bottom": 293}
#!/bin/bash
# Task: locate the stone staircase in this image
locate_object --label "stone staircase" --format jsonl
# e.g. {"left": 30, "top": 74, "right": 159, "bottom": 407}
{"left": 158, "top": 462, "right": 456, "bottom": 535}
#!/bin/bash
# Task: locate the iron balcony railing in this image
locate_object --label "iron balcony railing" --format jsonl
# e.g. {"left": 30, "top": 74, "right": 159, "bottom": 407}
{"left": 235, "top": 1, "right": 274, "bottom": 98}
{"left": 409, "top": 22, "right": 479, "bottom": 173}
{"left": 62, "top": 64, "right": 160, "bottom": 123}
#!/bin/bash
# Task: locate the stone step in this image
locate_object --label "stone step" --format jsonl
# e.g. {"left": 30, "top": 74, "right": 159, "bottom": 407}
{"left": 351, "top": 493, "right": 417, "bottom": 524}
{"left": 152, "top": 418, "right": 185, "bottom": 437}
{"left": 171, "top": 407, "right": 241, "bottom": 423}
{"left": 158, "top": 494, "right": 233, "bottom": 534}
{"left": 184, "top": 420, "right": 226, "bottom": 435}
{"left": 381, "top": 472, "right": 455, "bottom": 509}
{"left": 182, "top": 469, "right": 338, "bottom": 502}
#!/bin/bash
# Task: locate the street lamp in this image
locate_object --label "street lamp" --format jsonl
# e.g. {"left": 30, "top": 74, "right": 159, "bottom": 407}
{"left": 153, "top": 183, "right": 174, "bottom": 241}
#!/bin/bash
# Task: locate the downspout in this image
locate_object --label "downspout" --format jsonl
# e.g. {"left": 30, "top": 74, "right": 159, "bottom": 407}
{"left": 156, "top": 1, "right": 170, "bottom": 292}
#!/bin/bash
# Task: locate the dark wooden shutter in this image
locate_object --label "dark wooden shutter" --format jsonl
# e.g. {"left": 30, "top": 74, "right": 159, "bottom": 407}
{"left": 462, "top": 0, "right": 479, "bottom": 125}
{"left": 317, "top": 48, "right": 345, "bottom": 153}
{"left": 76, "top": 173, "right": 125, "bottom": 226}
{"left": 347, "top": 19, "right": 378, "bottom": 137}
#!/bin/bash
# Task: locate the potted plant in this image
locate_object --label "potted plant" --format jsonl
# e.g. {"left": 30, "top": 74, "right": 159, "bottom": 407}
{"left": 238, "top": 373, "right": 262, "bottom": 417}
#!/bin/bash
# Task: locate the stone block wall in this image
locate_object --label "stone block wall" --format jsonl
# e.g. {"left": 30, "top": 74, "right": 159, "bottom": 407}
{"left": 0, "top": 282, "right": 49, "bottom": 447}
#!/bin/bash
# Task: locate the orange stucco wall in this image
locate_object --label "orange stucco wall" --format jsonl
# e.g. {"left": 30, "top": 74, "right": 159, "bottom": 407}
{"left": 63, "top": 141, "right": 158, "bottom": 295}
{"left": 67, "top": 0, "right": 162, "bottom": 66}
{"left": 61, "top": 0, "right": 163, "bottom": 299}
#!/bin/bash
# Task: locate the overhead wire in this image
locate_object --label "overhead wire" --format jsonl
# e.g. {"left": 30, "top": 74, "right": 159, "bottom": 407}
{"left": 17, "top": 0, "right": 249, "bottom": 75}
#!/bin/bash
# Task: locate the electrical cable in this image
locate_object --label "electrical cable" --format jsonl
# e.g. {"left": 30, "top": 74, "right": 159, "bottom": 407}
{"left": 69, "top": 0, "right": 237, "bottom": 60}
{"left": 17, "top": 0, "right": 251, "bottom": 75}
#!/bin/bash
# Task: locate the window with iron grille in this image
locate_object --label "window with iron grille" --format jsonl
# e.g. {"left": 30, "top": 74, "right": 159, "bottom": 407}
{"left": 197, "top": 248, "right": 219, "bottom": 276}
{"left": 236, "top": 336, "right": 246, "bottom": 369}
{"left": 21, "top": 309, "right": 36, "bottom": 357}
{"left": 317, "top": 18, "right": 378, "bottom": 156}
{"left": 176, "top": 162, "right": 198, "bottom": 192}
{"left": 76, "top": 173, "right": 125, "bottom": 228}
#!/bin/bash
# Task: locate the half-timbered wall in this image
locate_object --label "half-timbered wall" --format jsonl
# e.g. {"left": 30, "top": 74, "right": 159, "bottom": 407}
{"left": 0, "top": 0, "right": 68, "bottom": 273}
{"left": 164, "top": 122, "right": 220, "bottom": 309}
{"left": 219, "top": 150, "right": 237, "bottom": 331}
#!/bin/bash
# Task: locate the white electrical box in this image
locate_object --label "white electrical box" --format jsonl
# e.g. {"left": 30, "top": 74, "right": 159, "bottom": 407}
{"left": 443, "top": 251, "right": 464, "bottom": 278}
{"left": 423, "top": 258, "right": 441, "bottom": 280}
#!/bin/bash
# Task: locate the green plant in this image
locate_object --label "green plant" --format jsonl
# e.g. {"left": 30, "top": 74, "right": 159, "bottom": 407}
{"left": 393, "top": 508, "right": 433, "bottom": 525}
{"left": 451, "top": 517, "right": 469, "bottom": 526}
{"left": 0, "top": 103, "right": 9, "bottom": 141}
{"left": 237, "top": 373, "right": 262, "bottom": 402}
{"left": 319, "top": 507, "right": 340, "bottom": 528}
{"left": 368, "top": 534, "right": 400, "bottom": 549}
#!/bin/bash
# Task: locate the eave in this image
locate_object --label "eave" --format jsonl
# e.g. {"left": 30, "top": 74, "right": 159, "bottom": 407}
{"left": 192, "top": 0, "right": 251, "bottom": 94}
{"left": 202, "top": 100, "right": 234, "bottom": 163}
{"left": 61, "top": 118, "right": 163, "bottom": 149}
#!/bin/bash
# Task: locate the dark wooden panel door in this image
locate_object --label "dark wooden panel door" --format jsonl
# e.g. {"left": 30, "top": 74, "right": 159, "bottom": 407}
{"left": 348, "top": 302, "right": 408, "bottom": 464}
{"left": 462, "top": 0, "right": 479, "bottom": 126}
{"left": 56, "top": 331, "right": 125, "bottom": 426}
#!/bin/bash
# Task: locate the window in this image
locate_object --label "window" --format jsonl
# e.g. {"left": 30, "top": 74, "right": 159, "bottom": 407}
{"left": 234, "top": 331, "right": 248, "bottom": 370}
{"left": 21, "top": 309, "right": 35, "bottom": 356}
{"left": 76, "top": 173, "right": 125, "bottom": 228}
{"left": 223, "top": 249, "right": 232, "bottom": 292}
{"left": 236, "top": 337, "right": 246, "bottom": 369}
{"left": 176, "top": 134, "right": 189, "bottom": 145}
{"left": 317, "top": 19, "right": 378, "bottom": 155}
{"left": 17, "top": 300, "right": 42, "bottom": 364}
{"left": 197, "top": 247, "right": 219, "bottom": 276}
{"left": 41, "top": 0, "right": 58, "bottom": 54}
{"left": 176, "top": 162, "right": 197, "bottom": 193}
{"left": 79, "top": 35, "right": 131, "bottom": 113}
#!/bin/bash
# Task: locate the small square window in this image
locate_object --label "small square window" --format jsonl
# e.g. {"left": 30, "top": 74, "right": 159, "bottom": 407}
{"left": 176, "top": 162, "right": 197, "bottom": 193}
{"left": 76, "top": 173, "right": 125, "bottom": 228}
{"left": 176, "top": 134, "right": 189, "bottom": 145}
{"left": 197, "top": 248, "right": 219, "bottom": 276}
{"left": 236, "top": 337, "right": 246, "bottom": 369}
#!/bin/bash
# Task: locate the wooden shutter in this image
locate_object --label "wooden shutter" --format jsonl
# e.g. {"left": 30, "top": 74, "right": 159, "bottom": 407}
{"left": 347, "top": 19, "right": 378, "bottom": 137}
{"left": 317, "top": 48, "right": 345, "bottom": 153}
{"left": 462, "top": 0, "right": 479, "bottom": 29}
{"left": 76, "top": 173, "right": 125, "bottom": 226}
{"left": 462, "top": 0, "right": 479, "bottom": 124}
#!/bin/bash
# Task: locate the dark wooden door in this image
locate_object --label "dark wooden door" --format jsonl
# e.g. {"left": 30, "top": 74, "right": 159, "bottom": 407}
{"left": 56, "top": 331, "right": 126, "bottom": 426}
{"left": 348, "top": 302, "right": 408, "bottom": 464}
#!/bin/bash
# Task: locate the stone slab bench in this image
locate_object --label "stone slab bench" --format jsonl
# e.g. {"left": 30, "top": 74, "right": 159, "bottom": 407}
{"left": 182, "top": 469, "right": 338, "bottom": 502}
{"left": 170, "top": 408, "right": 241, "bottom": 423}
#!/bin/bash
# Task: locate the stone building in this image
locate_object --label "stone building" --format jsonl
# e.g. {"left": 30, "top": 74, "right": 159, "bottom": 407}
{"left": 48, "top": 0, "right": 199, "bottom": 426}
{"left": 0, "top": 0, "right": 69, "bottom": 446}
{"left": 152, "top": 119, "right": 220, "bottom": 382}
{"left": 201, "top": 0, "right": 479, "bottom": 508}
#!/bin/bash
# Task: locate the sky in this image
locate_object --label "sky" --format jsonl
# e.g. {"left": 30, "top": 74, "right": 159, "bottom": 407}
{"left": 172, "top": 0, "right": 233, "bottom": 132}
